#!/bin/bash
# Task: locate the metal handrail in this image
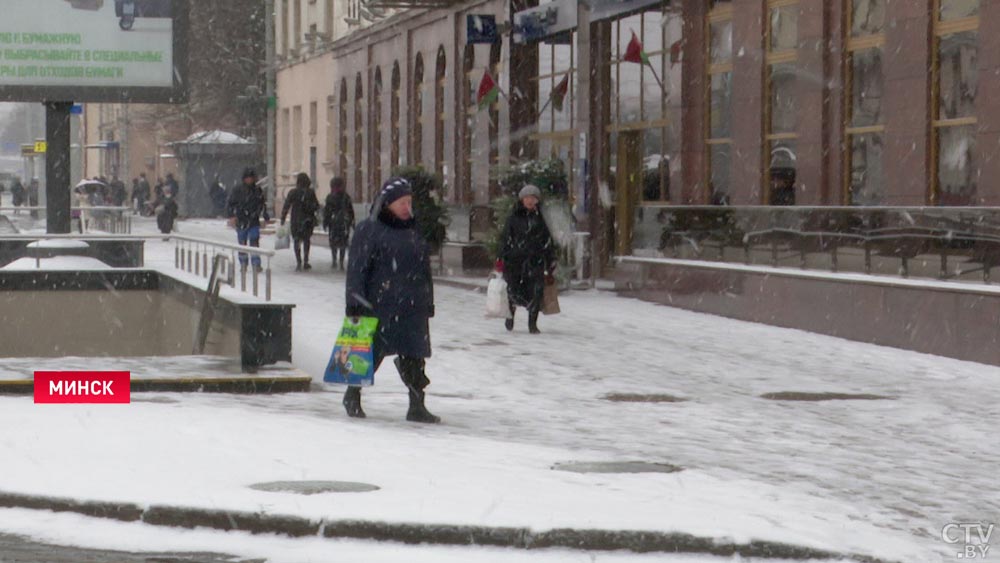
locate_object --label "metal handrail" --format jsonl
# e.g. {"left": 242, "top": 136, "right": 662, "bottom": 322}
{"left": 0, "top": 206, "right": 133, "bottom": 233}
{"left": 0, "top": 233, "right": 275, "bottom": 301}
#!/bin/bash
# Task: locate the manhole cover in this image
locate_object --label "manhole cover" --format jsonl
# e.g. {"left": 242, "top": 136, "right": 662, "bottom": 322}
{"left": 760, "top": 392, "right": 894, "bottom": 401}
{"left": 602, "top": 393, "right": 687, "bottom": 403}
{"left": 249, "top": 480, "right": 380, "bottom": 494}
{"left": 552, "top": 461, "right": 682, "bottom": 474}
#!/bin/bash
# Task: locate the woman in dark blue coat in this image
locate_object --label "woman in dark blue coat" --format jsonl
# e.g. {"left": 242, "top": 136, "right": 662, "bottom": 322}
{"left": 343, "top": 177, "right": 440, "bottom": 423}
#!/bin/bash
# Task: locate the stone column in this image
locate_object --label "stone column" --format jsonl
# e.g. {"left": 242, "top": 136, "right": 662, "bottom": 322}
{"left": 730, "top": 0, "right": 765, "bottom": 204}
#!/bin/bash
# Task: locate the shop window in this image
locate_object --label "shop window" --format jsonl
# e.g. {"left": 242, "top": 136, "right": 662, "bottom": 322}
{"left": 391, "top": 62, "right": 401, "bottom": 171}
{"left": 373, "top": 67, "right": 383, "bottom": 189}
{"left": 707, "top": 0, "right": 733, "bottom": 204}
{"left": 932, "top": 0, "right": 979, "bottom": 205}
{"left": 339, "top": 79, "right": 348, "bottom": 179}
{"left": 435, "top": 46, "right": 446, "bottom": 178}
{"left": 844, "top": 2, "right": 885, "bottom": 205}
{"left": 354, "top": 73, "right": 364, "bottom": 201}
{"left": 412, "top": 53, "right": 425, "bottom": 166}
{"left": 764, "top": 0, "right": 798, "bottom": 205}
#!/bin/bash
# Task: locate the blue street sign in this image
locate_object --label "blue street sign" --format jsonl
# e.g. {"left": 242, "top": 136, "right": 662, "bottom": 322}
{"left": 467, "top": 14, "right": 499, "bottom": 44}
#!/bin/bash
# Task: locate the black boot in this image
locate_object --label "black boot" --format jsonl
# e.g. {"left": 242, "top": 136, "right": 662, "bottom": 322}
{"left": 505, "top": 305, "right": 515, "bottom": 331}
{"left": 395, "top": 357, "right": 440, "bottom": 423}
{"left": 528, "top": 309, "right": 540, "bottom": 334}
{"left": 342, "top": 386, "right": 366, "bottom": 418}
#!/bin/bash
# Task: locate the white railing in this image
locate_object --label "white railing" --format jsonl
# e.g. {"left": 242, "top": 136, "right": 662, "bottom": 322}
{"left": 0, "top": 233, "right": 275, "bottom": 302}
{"left": 171, "top": 235, "right": 275, "bottom": 301}
{"left": 0, "top": 206, "right": 133, "bottom": 233}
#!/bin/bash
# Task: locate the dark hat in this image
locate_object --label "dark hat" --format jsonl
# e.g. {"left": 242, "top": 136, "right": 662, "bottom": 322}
{"left": 242, "top": 167, "right": 257, "bottom": 179}
{"left": 378, "top": 177, "right": 413, "bottom": 208}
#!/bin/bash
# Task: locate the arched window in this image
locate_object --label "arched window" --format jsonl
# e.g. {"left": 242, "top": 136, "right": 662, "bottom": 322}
{"left": 435, "top": 46, "right": 446, "bottom": 178}
{"left": 461, "top": 44, "right": 475, "bottom": 203}
{"left": 412, "top": 53, "right": 425, "bottom": 166}
{"left": 354, "top": 73, "right": 364, "bottom": 201}
{"left": 489, "top": 41, "right": 502, "bottom": 198}
{"left": 391, "top": 62, "right": 401, "bottom": 172}
{"left": 373, "top": 66, "right": 383, "bottom": 189}
{"left": 339, "top": 78, "right": 348, "bottom": 179}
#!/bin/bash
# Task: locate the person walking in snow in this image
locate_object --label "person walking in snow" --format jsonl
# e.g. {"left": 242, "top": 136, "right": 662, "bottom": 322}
{"left": 280, "top": 172, "right": 321, "bottom": 271}
{"left": 322, "top": 176, "right": 354, "bottom": 270}
{"left": 226, "top": 168, "right": 270, "bottom": 271}
{"left": 342, "top": 177, "right": 440, "bottom": 423}
{"left": 495, "top": 184, "right": 557, "bottom": 334}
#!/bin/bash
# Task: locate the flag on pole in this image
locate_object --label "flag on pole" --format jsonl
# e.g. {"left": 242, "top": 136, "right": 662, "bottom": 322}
{"left": 623, "top": 31, "right": 649, "bottom": 65}
{"left": 551, "top": 73, "right": 569, "bottom": 112}
{"left": 477, "top": 70, "right": 499, "bottom": 110}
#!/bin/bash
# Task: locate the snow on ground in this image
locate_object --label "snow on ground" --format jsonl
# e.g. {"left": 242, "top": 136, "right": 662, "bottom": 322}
{"left": 1, "top": 215, "right": 998, "bottom": 562}
{"left": 0, "top": 509, "right": 851, "bottom": 563}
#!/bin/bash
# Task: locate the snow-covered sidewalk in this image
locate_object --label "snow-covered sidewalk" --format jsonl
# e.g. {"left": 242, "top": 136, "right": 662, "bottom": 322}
{"left": 0, "top": 216, "right": 996, "bottom": 562}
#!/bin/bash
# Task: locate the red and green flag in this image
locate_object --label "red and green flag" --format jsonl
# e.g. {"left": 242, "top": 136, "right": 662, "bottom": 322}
{"left": 551, "top": 72, "right": 569, "bottom": 112}
{"left": 477, "top": 70, "right": 499, "bottom": 110}
{"left": 623, "top": 31, "right": 649, "bottom": 65}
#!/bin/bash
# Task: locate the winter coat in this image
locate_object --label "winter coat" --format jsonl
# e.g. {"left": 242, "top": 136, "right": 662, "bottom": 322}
{"left": 280, "top": 186, "right": 320, "bottom": 240}
{"left": 226, "top": 182, "right": 269, "bottom": 230}
{"left": 110, "top": 180, "right": 127, "bottom": 206}
{"left": 497, "top": 201, "right": 557, "bottom": 309}
{"left": 323, "top": 190, "right": 355, "bottom": 247}
{"left": 156, "top": 197, "right": 178, "bottom": 234}
{"left": 135, "top": 178, "right": 150, "bottom": 203}
{"left": 10, "top": 181, "right": 24, "bottom": 206}
{"left": 209, "top": 183, "right": 227, "bottom": 215}
{"left": 346, "top": 207, "right": 435, "bottom": 360}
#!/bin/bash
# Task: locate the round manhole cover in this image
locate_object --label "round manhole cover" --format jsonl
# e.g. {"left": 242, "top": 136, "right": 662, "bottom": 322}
{"left": 249, "top": 480, "right": 380, "bottom": 494}
{"left": 602, "top": 393, "right": 687, "bottom": 403}
{"left": 760, "top": 392, "right": 894, "bottom": 402}
{"left": 552, "top": 461, "right": 682, "bottom": 474}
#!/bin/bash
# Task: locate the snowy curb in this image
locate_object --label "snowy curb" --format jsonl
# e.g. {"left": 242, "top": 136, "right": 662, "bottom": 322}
{"left": 0, "top": 491, "right": 893, "bottom": 562}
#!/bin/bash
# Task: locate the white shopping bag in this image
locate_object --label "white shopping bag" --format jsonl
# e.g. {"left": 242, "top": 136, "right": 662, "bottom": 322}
{"left": 274, "top": 225, "right": 290, "bottom": 250}
{"left": 485, "top": 274, "right": 510, "bottom": 318}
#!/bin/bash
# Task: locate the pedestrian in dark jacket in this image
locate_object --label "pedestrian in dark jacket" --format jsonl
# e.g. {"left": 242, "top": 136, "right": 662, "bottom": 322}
{"left": 135, "top": 173, "right": 151, "bottom": 215}
{"left": 322, "top": 177, "right": 355, "bottom": 270}
{"left": 496, "top": 184, "right": 557, "bottom": 334}
{"left": 10, "top": 178, "right": 24, "bottom": 213}
{"left": 156, "top": 191, "right": 178, "bottom": 235}
{"left": 209, "top": 177, "right": 227, "bottom": 217}
{"left": 281, "top": 172, "right": 321, "bottom": 271}
{"left": 165, "top": 173, "right": 180, "bottom": 200}
{"left": 110, "top": 176, "right": 127, "bottom": 206}
{"left": 226, "top": 168, "right": 270, "bottom": 270}
{"left": 27, "top": 179, "right": 39, "bottom": 219}
{"left": 343, "top": 177, "right": 440, "bottom": 423}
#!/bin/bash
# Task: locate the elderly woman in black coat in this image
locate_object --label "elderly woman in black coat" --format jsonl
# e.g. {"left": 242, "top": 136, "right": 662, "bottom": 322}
{"left": 342, "top": 177, "right": 440, "bottom": 423}
{"left": 496, "top": 185, "right": 557, "bottom": 334}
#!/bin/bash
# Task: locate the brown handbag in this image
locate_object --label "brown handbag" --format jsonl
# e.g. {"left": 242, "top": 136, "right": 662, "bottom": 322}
{"left": 542, "top": 283, "right": 561, "bottom": 315}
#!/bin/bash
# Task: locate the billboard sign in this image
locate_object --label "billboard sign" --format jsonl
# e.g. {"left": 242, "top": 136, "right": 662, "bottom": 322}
{"left": 513, "top": 0, "right": 577, "bottom": 45}
{"left": 0, "top": 0, "right": 187, "bottom": 103}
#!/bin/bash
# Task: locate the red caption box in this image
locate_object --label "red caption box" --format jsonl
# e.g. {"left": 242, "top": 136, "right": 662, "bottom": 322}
{"left": 34, "top": 371, "right": 131, "bottom": 404}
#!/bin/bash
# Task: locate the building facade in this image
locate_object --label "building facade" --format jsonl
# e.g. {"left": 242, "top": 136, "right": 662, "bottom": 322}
{"left": 276, "top": 0, "right": 991, "bottom": 266}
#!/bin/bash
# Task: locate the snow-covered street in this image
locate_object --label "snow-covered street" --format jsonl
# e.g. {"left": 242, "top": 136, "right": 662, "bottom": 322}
{"left": 0, "top": 215, "right": 997, "bottom": 562}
